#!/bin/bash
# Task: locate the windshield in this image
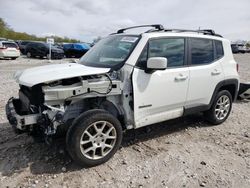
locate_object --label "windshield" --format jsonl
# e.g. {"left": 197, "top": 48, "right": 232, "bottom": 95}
{"left": 3, "top": 42, "right": 18, "bottom": 48}
{"left": 79, "top": 35, "right": 139, "bottom": 69}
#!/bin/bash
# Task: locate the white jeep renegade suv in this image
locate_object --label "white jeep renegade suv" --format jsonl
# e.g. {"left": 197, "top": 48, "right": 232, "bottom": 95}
{"left": 6, "top": 25, "right": 239, "bottom": 166}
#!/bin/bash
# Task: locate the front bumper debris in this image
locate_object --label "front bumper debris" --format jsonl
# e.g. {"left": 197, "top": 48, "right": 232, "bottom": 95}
{"left": 5, "top": 98, "right": 40, "bottom": 130}
{"left": 238, "top": 82, "right": 250, "bottom": 100}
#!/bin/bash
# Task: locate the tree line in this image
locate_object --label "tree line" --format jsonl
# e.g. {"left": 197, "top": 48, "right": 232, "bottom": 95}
{"left": 0, "top": 18, "right": 80, "bottom": 43}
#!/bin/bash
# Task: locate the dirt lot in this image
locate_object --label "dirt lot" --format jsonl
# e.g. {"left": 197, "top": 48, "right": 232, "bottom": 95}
{"left": 0, "top": 55, "right": 249, "bottom": 188}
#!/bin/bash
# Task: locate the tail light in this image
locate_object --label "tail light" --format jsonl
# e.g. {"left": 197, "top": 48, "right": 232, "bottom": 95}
{"left": 0, "top": 46, "right": 7, "bottom": 50}
{"left": 236, "top": 63, "right": 239, "bottom": 72}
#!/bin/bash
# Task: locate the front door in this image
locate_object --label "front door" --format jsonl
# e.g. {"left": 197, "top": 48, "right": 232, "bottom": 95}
{"left": 132, "top": 38, "right": 189, "bottom": 128}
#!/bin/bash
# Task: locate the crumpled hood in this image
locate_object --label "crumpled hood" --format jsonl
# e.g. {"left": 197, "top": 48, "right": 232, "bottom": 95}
{"left": 14, "top": 63, "right": 110, "bottom": 87}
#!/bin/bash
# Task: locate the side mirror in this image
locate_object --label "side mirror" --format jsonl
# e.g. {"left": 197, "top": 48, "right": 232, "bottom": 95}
{"left": 146, "top": 57, "right": 167, "bottom": 73}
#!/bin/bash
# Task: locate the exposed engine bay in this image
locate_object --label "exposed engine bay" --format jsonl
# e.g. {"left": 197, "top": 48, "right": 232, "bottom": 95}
{"left": 6, "top": 72, "right": 124, "bottom": 139}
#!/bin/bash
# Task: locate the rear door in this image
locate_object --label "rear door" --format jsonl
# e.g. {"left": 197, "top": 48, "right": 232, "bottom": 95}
{"left": 132, "top": 37, "right": 190, "bottom": 128}
{"left": 37, "top": 43, "right": 47, "bottom": 56}
{"left": 27, "top": 43, "right": 36, "bottom": 55}
{"left": 186, "top": 38, "right": 225, "bottom": 107}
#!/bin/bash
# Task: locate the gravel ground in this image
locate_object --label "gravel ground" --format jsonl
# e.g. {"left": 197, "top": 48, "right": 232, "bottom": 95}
{"left": 0, "top": 55, "right": 249, "bottom": 188}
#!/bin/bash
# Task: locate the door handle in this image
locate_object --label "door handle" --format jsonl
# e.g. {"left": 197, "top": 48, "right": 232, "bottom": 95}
{"left": 211, "top": 69, "right": 221, "bottom": 76}
{"left": 175, "top": 74, "right": 188, "bottom": 81}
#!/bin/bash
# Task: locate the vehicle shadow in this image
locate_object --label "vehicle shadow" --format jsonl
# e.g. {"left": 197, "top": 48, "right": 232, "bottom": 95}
{"left": 0, "top": 114, "right": 208, "bottom": 176}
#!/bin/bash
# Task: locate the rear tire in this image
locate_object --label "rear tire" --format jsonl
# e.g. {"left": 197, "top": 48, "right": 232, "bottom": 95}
{"left": 204, "top": 90, "right": 232, "bottom": 125}
{"left": 66, "top": 109, "right": 123, "bottom": 167}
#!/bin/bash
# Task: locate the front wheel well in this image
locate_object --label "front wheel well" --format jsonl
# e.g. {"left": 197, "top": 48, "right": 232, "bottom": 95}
{"left": 98, "top": 100, "right": 126, "bottom": 129}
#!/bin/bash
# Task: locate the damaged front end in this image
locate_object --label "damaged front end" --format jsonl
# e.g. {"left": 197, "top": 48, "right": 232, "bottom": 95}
{"left": 6, "top": 73, "right": 122, "bottom": 140}
{"left": 238, "top": 82, "right": 250, "bottom": 100}
{"left": 6, "top": 97, "right": 40, "bottom": 131}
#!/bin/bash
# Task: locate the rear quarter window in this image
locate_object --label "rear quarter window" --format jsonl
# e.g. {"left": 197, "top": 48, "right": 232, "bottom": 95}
{"left": 215, "top": 40, "right": 224, "bottom": 59}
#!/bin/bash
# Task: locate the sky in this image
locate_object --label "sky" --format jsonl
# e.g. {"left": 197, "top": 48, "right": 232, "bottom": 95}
{"left": 0, "top": 0, "right": 250, "bottom": 42}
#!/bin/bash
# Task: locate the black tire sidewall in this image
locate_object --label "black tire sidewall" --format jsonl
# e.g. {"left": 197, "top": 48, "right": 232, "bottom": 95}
{"left": 66, "top": 110, "right": 123, "bottom": 167}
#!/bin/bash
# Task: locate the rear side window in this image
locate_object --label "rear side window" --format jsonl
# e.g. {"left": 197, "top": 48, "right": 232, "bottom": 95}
{"left": 38, "top": 43, "right": 46, "bottom": 48}
{"left": 74, "top": 44, "right": 84, "bottom": 50}
{"left": 190, "top": 38, "right": 214, "bottom": 65}
{"left": 215, "top": 40, "right": 224, "bottom": 59}
{"left": 21, "top": 41, "right": 29, "bottom": 45}
{"left": 64, "top": 44, "right": 73, "bottom": 49}
{"left": 27, "top": 43, "right": 35, "bottom": 48}
{"left": 137, "top": 38, "right": 185, "bottom": 68}
{"left": 3, "top": 42, "right": 18, "bottom": 48}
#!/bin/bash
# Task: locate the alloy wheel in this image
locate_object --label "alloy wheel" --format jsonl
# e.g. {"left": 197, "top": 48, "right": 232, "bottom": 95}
{"left": 215, "top": 95, "right": 231, "bottom": 120}
{"left": 79, "top": 121, "right": 117, "bottom": 160}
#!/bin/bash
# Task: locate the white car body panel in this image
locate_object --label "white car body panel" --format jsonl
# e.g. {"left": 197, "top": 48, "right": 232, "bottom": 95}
{"left": 186, "top": 59, "right": 224, "bottom": 106}
{"left": 220, "top": 40, "right": 239, "bottom": 82}
{"left": 15, "top": 63, "right": 110, "bottom": 87}
{"left": 132, "top": 67, "right": 189, "bottom": 128}
{"left": 0, "top": 48, "right": 20, "bottom": 58}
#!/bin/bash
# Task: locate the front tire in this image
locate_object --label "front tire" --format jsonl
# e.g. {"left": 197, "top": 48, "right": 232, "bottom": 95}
{"left": 204, "top": 90, "right": 232, "bottom": 125}
{"left": 66, "top": 110, "right": 123, "bottom": 167}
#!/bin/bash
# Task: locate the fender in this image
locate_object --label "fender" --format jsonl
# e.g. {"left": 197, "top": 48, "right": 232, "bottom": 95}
{"left": 209, "top": 79, "right": 239, "bottom": 105}
{"left": 99, "top": 100, "right": 126, "bottom": 128}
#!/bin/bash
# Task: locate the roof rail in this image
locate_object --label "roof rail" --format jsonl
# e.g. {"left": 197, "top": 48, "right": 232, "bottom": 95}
{"left": 117, "top": 24, "right": 164, "bottom": 34}
{"left": 163, "top": 29, "right": 223, "bottom": 37}
{"left": 113, "top": 25, "right": 222, "bottom": 37}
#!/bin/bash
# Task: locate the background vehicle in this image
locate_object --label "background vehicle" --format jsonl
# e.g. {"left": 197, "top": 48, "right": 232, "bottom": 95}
{"left": 0, "top": 37, "right": 7, "bottom": 41}
{"left": 25, "top": 42, "right": 64, "bottom": 59}
{"left": 63, "top": 43, "right": 90, "bottom": 58}
{"left": 231, "top": 43, "right": 249, "bottom": 54}
{"left": 54, "top": 43, "right": 64, "bottom": 50}
{"left": 0, "top": 41, "right": 20, "bottom": 59}
{"left": 231, "top": 44, "right": 239, "bottom": 53}
{"left": 237, "top": 44, "right": 247, "bottom": 53}
{"left": 6, "top": 25, "right": 239, "bottom": 167}
{"left": 17, "top": 40, "right": 32, "bottom": 54}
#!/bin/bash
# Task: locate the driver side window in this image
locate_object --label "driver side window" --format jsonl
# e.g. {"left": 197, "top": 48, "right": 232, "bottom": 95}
{"left": 137, "top": 38, "right": 185, "bottom": 69}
